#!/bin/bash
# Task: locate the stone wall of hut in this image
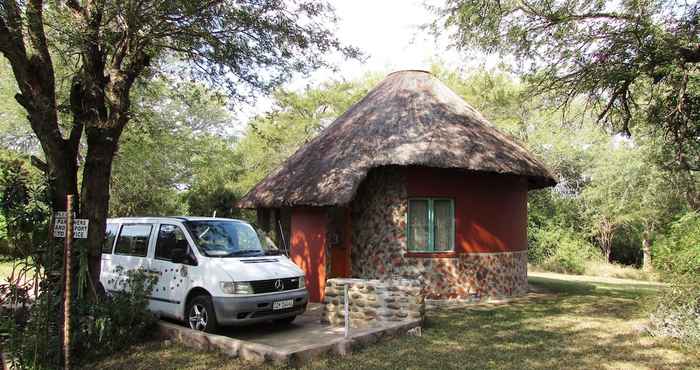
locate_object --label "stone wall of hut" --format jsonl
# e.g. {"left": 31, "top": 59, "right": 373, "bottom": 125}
{"left": 350, "top": 167, "right": 528, "bottom": 299}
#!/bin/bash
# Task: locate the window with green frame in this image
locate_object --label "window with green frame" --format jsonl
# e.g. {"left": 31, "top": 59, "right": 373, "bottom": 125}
{"left": 407, "top": 198, "right": 454, "bottom": 252}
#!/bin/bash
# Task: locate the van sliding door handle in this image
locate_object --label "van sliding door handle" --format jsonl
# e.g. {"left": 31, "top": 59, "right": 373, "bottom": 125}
{"left": 144, "top": 269, "right": 160, "bottom": 274}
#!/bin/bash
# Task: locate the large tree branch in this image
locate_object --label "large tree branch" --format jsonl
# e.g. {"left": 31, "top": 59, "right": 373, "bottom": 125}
{"left": 26, "top": 0, "right": 51, "bottom": 64}
{"left": 107, "top": 48, "right": 150, "bottom": 130}
{"left": 1, "top": 0, "right": 64, "bottom": 155}
{"left": 26, "top": 0, "right": 56, "bottom": 102}
{"left": 68, "top": 77, "right": 84, "bottom": 155}
{"left": 0, "top": 3, "right": 30, "bottom": 82}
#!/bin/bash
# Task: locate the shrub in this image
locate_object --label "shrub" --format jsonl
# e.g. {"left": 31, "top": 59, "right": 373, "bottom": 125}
{"left": 1, "top": 267, "right": 158, "bottom": 368}
{"left": 648, "top": 279, "right": 700, "bottom": 345}
{"left": 530, "top": 225, "right": 600, "bottom": 274}
{"left": 654, "top": 212, "right": 700, "bottom": 279}
{"left": 0, "top": 150, "right": 50, "bottom": 258}
{"left": 648, "top": 212, "right": 700, "bottom": 344}
{"left": 77, "top": 267, "right": 159, "bottom": 361}
{"left": 528, "top": 225, "right": 559, "bottom": 265}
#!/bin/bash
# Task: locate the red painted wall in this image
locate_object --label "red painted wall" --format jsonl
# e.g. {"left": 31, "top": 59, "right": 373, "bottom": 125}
{"left": 405, "top": 167, "right": 528, "bottom": 253}
{"left": 290, "top": 207, "right": 327, "bottom": 302}
{"left": 329, "top": 207, "right": 352, "bottom": 278}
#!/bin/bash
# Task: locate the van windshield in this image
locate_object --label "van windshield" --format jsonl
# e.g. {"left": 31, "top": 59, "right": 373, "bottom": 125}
{"left": 184, "top": 220, "right": 264, "bottom": 257}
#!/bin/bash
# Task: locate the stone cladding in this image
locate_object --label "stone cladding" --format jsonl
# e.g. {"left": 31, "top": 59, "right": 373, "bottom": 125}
{"left": 349, "top": 168, "right": 528, "bottom": 299}
{"left": 321, "top": 278, "right": 424, "bottom": 328}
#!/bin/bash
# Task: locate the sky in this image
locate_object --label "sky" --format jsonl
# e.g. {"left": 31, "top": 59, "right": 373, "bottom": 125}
{"left": 293, "top": 0, "right": 462, "bottom": 85}
{"left": 234, "top": 0, "right": 496, "bottom": 127}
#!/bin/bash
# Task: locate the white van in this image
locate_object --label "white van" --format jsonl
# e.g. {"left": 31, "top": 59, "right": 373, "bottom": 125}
{"left": 100, "top": 217, "right": 308, "bottom": 333}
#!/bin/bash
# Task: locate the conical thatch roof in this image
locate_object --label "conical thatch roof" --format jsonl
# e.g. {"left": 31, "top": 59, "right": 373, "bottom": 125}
{"left": 238, "top": 70, "right": 556, "bottom": 208}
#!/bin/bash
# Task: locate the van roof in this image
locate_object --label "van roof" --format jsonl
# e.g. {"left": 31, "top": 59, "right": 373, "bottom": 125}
{"left": 106, "top": 216, "right": 249, "bottom": 223}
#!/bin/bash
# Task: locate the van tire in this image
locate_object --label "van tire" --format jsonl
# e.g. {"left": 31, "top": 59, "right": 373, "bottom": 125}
{"left": 274, "top": 315, "right": 296, "bottom": 325}
{"left": 187, "top": 295, "right": 219, "bottom": 333}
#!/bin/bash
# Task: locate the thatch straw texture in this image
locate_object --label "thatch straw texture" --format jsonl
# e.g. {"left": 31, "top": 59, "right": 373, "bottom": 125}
{"left": 238, "top": 70, "right": 555, "bottom": 208}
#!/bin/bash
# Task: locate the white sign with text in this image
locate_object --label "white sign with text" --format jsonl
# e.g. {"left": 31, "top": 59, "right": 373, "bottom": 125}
{"left": 53, "top": 212, "right": 88, "bottom": 239}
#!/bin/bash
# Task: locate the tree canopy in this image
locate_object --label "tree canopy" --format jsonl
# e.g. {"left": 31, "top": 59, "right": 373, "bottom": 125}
{"left": 432, "top": 0, "right": 700, "bottom": 208}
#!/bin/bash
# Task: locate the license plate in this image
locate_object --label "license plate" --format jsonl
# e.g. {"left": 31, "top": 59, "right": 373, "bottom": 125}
{"left": 273, "top": 299, "right": 294, "bottom": 310}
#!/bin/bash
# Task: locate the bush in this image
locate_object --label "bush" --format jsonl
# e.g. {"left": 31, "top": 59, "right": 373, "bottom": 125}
{"left": 1, "top": 267, "right": 158, "bottom": 368}
{"left": 77, "top": 267, "right": 159, "bottom": 361}
{"left": 0, "top": 150, "right": 50, "bottom": 258}
{"left": 649, "top": 279, "right": 700, "bottom": 345}
{"left": 654, "top": 212, "right": 700, "bottom": 279}
{"left": 530, "top": 225, "right": 600, "bottom": 275}
{"left": 648, "top": 212, "right": 700, "bottom": 344}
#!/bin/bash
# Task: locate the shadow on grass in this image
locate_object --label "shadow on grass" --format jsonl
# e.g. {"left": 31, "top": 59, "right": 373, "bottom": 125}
{"left": 88, "top": 274, "right": 698, "bottom": 370}
{"left": 306, "top": 275, "right": 695, "bottom": 370}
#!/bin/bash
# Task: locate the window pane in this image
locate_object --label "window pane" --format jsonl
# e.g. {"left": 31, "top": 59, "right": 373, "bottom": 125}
{"left": 102, "top": 223, "right": 119, "bottom": 254}
{"left": 115, "top": 224, "right": 152, "bottom": 257}
{"left": 408, "top": 200, "right": 429, "bottom": 250}
{"left": 186, "top": 221, "right": 263, "bottom": 256}
{"left": 434, "top": 200, "right": 453, "bottom": 251}
{"left": 155, "top": 224, "right": 188, "bottom": 260}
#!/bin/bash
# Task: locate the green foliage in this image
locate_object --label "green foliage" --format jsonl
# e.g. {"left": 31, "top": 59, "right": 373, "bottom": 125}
{"left": 432, "top": 66, "right": 528, "bottom": 136}
{"left": 186, "top": 185, "right": 239, "bottom": 219}
{"left": 233, "top": 76, "right": 380, "bottom": 194}
{"left": 77, "top": 267, "right": 159, "bottom": 361}
{"left": 0, "top": 214, "right": 7, "bottom": 253}
{"left": 647, "top": 212, "right": 700, "bottom": 344}
{"left": 434, "top": 0, "right": 700, "bottom": 177}
{"left": 0, "top": 150, "right": 50, "bottom": 257}
{"left": 1, "top": 267, "right": 158, "bottom": 368}
{"left": 654, "top": 212, "right": 700, "bottom": 279}
{"left": 530, "top": 224, "right": 600, "bottom": 275}
{"left": 649, "top": 282, "right": 700, "bottom": 345}
{"left": 0, "top": 60, "right": 35, "bottom": 153}
{"left": 110, "top": 79, "right": 238, "bottom": 217}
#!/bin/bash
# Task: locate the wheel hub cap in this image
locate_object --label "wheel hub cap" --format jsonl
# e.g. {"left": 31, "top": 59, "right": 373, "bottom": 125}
{"left": 189, "top": 304, "right": 208, "bottom": 331}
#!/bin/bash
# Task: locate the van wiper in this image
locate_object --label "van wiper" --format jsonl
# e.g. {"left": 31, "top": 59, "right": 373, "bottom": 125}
{"left": 225, "top": 250, "right": 264, "bottom": 257}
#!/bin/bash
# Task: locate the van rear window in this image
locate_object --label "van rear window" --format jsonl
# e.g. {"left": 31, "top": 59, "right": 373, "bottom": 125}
{"left": 115, "top": 224, "right": 152, "bottom": 257}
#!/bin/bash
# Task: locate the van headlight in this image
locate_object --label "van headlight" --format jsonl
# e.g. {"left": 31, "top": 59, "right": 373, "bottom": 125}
{"left": 298, "top": 275, "right": 305, "bottom": 289}
{"left": 221, "top": 282, "right": 254, "bottom": 295}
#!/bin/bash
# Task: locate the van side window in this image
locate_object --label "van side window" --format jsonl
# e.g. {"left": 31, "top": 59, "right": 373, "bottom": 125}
{"left": 115, "top": 224, "right": 152, "bottom": 257}
{"left": 102, "top": 223, "right": 119, "bottom": 254}
{"left": 155, "top": 224, "right": 188, "bottom": 261}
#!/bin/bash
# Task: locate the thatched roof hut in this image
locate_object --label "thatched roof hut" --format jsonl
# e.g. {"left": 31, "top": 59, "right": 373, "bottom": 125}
{"left": 240, "top": 70, "right": 556, "bottom": 303}
{"left": 238, "top": 70, "right": 555, "bottom": 209}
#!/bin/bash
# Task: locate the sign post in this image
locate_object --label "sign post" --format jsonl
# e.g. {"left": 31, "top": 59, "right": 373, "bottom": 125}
{"left": 344, "top": 283, "right": 349, "bottom": 339}
{"left": 62, "top": 195, "right": 74, "bottom": 370}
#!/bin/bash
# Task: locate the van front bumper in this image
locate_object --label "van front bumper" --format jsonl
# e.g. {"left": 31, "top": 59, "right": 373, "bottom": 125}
{"left": 212, "top": 288, "right": 308, "bottom": 326}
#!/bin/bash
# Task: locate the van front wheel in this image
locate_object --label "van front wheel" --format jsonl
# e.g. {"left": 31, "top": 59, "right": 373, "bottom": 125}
{"left": 187, "top": 295, "right": 219, "bottom": 333}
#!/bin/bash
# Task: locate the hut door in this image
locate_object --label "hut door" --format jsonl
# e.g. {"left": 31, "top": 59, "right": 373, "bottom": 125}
{"left": 328, "top": 207, "right": 351, "bottom": 278}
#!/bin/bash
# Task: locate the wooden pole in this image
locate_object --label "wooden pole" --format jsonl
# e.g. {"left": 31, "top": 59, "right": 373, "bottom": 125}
{"left": 62, "top": 195, "right": 74, "bottom": 370}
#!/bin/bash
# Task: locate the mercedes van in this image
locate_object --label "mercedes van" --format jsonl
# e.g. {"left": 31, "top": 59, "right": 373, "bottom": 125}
{"left": 100, "top": 217, "right": 308, "bottom": 333}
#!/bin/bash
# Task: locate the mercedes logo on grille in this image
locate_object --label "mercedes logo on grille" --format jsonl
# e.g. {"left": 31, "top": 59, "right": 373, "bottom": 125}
{"left": 274, "top": 279, "right": 283, "bottom": 291}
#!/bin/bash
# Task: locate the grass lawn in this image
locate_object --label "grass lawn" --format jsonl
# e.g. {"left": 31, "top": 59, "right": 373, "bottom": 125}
{"left": 0, "top": 257, "right": 37, "bottom": 282}
{"left": 86, "top": 273, "right": 699, "bottom": 370}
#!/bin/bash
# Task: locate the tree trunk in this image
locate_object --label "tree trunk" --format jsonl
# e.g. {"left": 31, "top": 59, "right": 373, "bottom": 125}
{"left": 642, "top": 229, "right": 653, "bottom": 271}
{"left": 80, "top": 128, "right": 118, "bottom": 298}
{"left": 598, "top": 219, "right": 615, "bottom": 263}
